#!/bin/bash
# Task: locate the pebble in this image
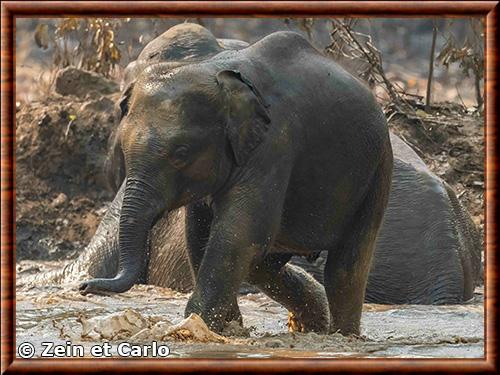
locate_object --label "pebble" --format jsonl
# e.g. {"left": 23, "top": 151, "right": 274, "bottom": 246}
{"left": 264, "top": 339, "right": 284, "bottom": 348}
{"left": 51, "top": 193, "right": 68, "bottom": 208}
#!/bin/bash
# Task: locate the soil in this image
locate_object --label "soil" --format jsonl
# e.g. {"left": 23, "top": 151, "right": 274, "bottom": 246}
{"left": 15, "top": 72, "right": 120, "bottom": 260}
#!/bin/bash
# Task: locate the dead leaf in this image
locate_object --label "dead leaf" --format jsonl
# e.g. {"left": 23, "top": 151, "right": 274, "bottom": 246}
{"left": 34, "top": 23, "right": 50, "bottom": 50}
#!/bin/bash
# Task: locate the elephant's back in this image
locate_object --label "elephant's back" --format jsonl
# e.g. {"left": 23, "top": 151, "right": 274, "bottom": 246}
{"left": 137, "top": 23, "right": 222, "bottom": 62}
{"left": 366, "top": 159, "right": 464, "bottom": 303}
{"left": 244, "top": 31, "right": 378, "bottom": 111}
{"left": 390, "top": 133, "right": 428, "bottom": 171}
{"left": 366, "top": 135, "right": 481, "bottom": 303}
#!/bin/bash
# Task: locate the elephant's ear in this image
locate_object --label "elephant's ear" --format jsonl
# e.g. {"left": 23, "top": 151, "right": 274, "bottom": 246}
{"left": 216, "top": 70, "right": 271, "bottom": 166}
{"left": 118, "top": 82, "right": 135, "bottom": 119}
{"left": 107, "top": 81, "right": 134, "bottom": 192}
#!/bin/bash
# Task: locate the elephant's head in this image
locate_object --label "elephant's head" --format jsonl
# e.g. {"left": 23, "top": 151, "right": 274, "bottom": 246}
{"left": 80, "top": 64, "right": 270, "bottom": 294}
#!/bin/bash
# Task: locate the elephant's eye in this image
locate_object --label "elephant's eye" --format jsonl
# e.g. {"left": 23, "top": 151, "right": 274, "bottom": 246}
{"left": 172, "top": 145, "right": 189, "bottom": 161}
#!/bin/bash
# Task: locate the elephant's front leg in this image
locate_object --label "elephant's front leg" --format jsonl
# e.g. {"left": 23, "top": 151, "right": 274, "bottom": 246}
{"left": 186, "top": 200, "right": 242, "bottom": 326}
{"left": 185, "top": 200, "right": 213, "bottom": 277}
{"left": 185, "top": 181, "right": 286, "bottom": 333}
{"left": 185, "top": 231, "right": 263, "bottom": 332}
{"left": 324, "top": 164, "right": 390, "bottom": 336}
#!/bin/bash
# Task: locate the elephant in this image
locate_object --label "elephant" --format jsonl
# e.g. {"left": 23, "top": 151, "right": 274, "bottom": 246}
{"left": 101, "top": 24, "right": 480, "bottom": 306}
{"left": 18, "top": 23, "right": 482, "bottom": 336}
{"left": 74, "top": 28, "right": 394, "bottom": 336}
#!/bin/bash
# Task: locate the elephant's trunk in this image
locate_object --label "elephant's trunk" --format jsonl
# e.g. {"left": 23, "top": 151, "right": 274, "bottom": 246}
{"left": 115, "top": 177, "right": 161, "bottom": 290}
{"left": 79, "top": 177, "right": 164, "bottom": 294}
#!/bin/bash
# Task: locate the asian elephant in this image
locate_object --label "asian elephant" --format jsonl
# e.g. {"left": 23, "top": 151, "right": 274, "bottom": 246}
{"left": 100, "top": 24, "right": 480, "bottom": 306}
{"left": 19, "top": 23, "right": 482, "bottom": 336}
{"left": 77, "top": 29, "right": 394, "bottom": 335}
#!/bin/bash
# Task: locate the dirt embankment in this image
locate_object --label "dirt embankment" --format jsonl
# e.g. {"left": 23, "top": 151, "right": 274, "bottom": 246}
{"left": 15, "top": 67, "right": 484, "bottom": 262}
{"left": 16, "top": 68, "right": 119, "bottom": 261}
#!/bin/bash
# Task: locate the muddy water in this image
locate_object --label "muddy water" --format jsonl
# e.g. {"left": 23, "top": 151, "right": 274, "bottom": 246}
{"left": 16, "top": 266, "right": 484, "bottom": 359}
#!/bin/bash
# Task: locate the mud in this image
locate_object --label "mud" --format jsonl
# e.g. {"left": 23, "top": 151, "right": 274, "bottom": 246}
{"left": 16, "top": 90, "right": 117, "bottom": 261}
{"left": 16, "top": 266, "right": 484, "bottom": 359}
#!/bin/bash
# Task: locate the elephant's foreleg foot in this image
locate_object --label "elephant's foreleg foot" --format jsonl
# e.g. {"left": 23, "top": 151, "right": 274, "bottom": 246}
{"left": 185, "top": 291, "right": 241, "bottom": 334}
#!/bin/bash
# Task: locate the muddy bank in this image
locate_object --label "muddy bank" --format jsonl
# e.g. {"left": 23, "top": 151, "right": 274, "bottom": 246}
{"left": 16, "top": 270, "right": 484, "bottom": 359}
{"left": 15, "top": 70, "right": 119, "bottom": 261}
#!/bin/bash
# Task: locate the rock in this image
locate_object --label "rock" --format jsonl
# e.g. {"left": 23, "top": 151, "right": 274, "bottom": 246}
{"left": 51, "top": 193, "right": 68, "bottom": 208}
{"left": 129, "top": 321, "right": 173, "bottom": 342}
{"left": 129, "top": 328, "right": 153, "bottom": 342}
{"left": 79, "top": 97, "right": 115, "bottom": 113}
{"left": 76, "top": 309, "right": 226, "bottom": 343}
{"left": 55, "top": 67, "right": 119, "bottom": 98}
{"left": 166, "top": 314, "right": 228, "bottom": 343}
{"left": 78, "top": 308, "right": 149, "bottom": 340}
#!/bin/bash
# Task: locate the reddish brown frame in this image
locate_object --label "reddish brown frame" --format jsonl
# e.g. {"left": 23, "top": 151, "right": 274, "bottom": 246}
{"left": 1, "top": 1, "right": 497, "bottom": 373}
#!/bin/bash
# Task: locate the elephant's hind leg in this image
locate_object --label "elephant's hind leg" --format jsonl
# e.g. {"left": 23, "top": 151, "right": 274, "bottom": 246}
{"left": 324, "top": 161, "right": 391, "bottom": 336}
{"left": 248, "top": 254, "right": 330, "bottom": 333}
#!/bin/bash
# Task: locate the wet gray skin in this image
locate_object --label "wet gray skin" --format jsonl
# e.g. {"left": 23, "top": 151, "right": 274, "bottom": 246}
{"left": 18, "top": 24, "right": 482, "bottom": 335}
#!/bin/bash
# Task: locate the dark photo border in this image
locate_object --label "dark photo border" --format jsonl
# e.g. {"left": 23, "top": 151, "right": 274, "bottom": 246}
{"left": 1, "top": 1, "right": 497, "bottom": 373}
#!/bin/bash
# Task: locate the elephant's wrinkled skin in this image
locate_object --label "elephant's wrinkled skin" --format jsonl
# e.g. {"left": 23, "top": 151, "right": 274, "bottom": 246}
{"left": 77, "top": 28, "right": 393, "bottom": 335}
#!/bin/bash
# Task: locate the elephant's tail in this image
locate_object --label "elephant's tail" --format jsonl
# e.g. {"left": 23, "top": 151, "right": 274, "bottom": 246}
{"left": 444, "top": 182, "right": 484, "bottom": 291}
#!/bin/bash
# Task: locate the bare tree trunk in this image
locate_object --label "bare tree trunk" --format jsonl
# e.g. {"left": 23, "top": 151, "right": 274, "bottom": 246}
{"left": 425, "top": 23, "right": 438, "bottom": 111}
{"left": 474, "top": 73, "right": 484, "bottom": 110}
